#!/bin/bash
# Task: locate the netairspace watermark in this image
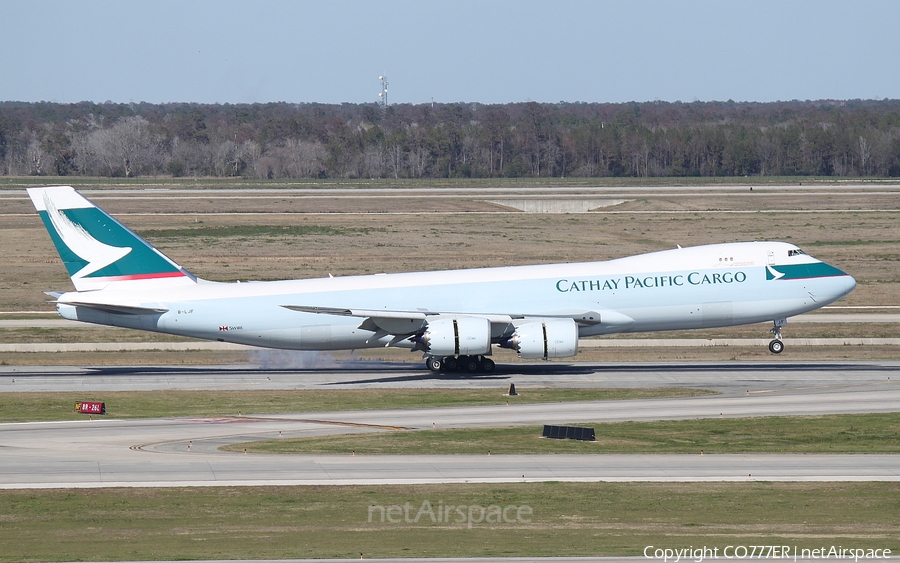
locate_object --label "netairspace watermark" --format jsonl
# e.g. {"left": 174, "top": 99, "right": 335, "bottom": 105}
{"left": 644, "top": 545, "right": 892, "bottom": 563}
{"left": 367, "top": 500, "right": 532, "bottom": 529}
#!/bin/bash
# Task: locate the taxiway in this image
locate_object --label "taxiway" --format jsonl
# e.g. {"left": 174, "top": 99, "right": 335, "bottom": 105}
{"left": 1, "top": 361, "right": 898, "bottom": 489}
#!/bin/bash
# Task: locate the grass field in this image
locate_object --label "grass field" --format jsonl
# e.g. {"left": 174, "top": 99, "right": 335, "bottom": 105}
{"left": 227, "top": 412, "right": 900, "bottom": 455}
{"left": 1, "top": 482, "right": 898, "bottom": 561}
{"left": 0, "top": 387, "right": 713, "bottom": 423}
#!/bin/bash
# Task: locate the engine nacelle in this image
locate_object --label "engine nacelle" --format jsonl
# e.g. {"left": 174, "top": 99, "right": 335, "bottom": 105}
{"left": 510, "top": 319, "right": 579, "bottom": 359}
{"left": 419, "top": 316, "right": 491, "bottom": 356}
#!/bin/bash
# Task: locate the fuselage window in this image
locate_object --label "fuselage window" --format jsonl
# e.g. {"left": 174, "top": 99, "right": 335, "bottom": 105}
{"left": 788, "top": 249, "right": 807, "bottom": 257}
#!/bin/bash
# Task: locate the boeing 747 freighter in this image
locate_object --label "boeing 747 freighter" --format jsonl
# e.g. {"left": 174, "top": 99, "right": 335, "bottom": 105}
{"left": 28, "top": 186, "right": 856, "bottom": 372}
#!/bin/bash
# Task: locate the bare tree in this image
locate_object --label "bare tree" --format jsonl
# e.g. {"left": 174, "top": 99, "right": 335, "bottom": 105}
{"left": 25, "top": 135, "right": 52, "bottom": 175}
{"left": 278, "top": 138, "right": 327, "bottom": 177}
{"left": 69, "top": 131, "right": 94, "bottom": 175}
{"left": 112, "top": 116, "right": 155, "bottom": 177}
{"left": 858, "top": 135, "right": 871, "bottom": 176}
{"left": 359, "top": 144, "right": 384, "bottom": 178}
{"left": 170, "top": 137, "right": 216, "bottom": 176}
{"left": 756, "top": 132, "right": 776, "bottom": 177}
{"left": 86, "top": 116, "right": 159, "bottom": 177}
{"left": 240, "top": 140, "right": 263, "bottom": 177}
{"left": 213, "top": 140, "right": 236, "bottom": 177}
{"left": 407, "top": 145, "right": 430, "bottom": 178}
{"left": 384, "top": 130, "right": 407, "bottom": 179}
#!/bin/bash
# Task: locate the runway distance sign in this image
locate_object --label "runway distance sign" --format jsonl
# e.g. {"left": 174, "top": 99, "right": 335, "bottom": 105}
{"left": 74, "top": 401, "right": 106, "bottom": 414}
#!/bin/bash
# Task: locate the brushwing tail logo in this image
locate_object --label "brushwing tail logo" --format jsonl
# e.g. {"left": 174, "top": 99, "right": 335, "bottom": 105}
{"left": 766, "top": 265, "right": 786, "bottom": 281}
{"left": 43, "top": 192, "right": 132, "bottom": 280}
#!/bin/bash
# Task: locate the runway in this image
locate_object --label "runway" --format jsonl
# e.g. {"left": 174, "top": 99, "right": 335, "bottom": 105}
{"left": 1, "top": 361, "right": 899, "bottom": 489}
{"left": 2, "top": 184, "right": 899, "bottom": 218}
{"left": 2, "top": 360, "right": 898, "bottom": 392}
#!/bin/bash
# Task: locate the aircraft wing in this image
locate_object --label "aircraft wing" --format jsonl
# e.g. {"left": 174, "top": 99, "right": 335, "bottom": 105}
{"left": 281, "top": 304, "right": 608, "bottom": 336}
{"left": 281, "top": 304, "right": 517, "bottom": 334}
{"left": 281, "top": 305, "right": 433, "bottom": 320}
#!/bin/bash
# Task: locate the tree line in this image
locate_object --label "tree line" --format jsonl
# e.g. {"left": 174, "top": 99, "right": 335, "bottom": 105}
{"left": 2, "top": 99, "right": 899, "bottom": 179}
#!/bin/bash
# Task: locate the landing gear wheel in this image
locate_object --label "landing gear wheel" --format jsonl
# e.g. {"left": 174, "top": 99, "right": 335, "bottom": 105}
{"left": 768, "top": 339, "right": 784, "bottom": 354}
{"left": 464, "top": 357, "right": 480, "bottom": 372}
{"left": 426, "top": 357, "right": 443, "bottom": 372}
{"left": 480, "top": 358, "right": 495, "bottom": 372}
{"left": 444, "top": 357, "right": 458, "bottom": 371}
{"left": 768, "top": 319, "right": 787, "bottom": 354}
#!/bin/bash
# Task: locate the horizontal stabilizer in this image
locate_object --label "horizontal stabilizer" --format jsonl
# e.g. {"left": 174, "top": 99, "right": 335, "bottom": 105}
{"left": 57, "top": 301, "right": 169, "bottom": 315}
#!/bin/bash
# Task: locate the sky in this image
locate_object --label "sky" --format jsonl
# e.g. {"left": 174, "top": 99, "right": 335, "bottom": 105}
{"left": 1, "top": 0, "right": 898, "bottom": 105}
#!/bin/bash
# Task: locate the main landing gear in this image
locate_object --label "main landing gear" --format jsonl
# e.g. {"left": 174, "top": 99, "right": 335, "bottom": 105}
{"left": 768, "top": 318, "right": 786, "bottom": 354}
{"left": 425, "top": 355, "right": 495, "bottom": 373}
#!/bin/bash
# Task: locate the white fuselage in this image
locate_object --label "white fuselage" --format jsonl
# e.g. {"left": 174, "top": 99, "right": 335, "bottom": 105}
{"left": 57, "top": 241, "right": 856, "bottom": 352}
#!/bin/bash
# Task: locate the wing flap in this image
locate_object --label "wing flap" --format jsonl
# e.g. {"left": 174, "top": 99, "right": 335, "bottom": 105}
{"left": 281, "top": 305, "right": 430, "bottom": 334}
{"left": 281, "top": 305, "right": 428, "bottom": 319}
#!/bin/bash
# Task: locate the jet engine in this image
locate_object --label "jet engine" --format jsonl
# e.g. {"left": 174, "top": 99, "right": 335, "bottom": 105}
{"left": 417, "top": 316, "right": 491, "bottom": 356}
{"left": 508, "top": 319, "right": 578, "bottom": 359}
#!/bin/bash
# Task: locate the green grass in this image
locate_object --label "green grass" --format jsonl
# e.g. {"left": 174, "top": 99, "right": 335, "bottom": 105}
{"left": 1, "top": 482, "right": 898, "bottom": 561}
{"left": 229, "top": 412, "right": 900, "bottom": 455}
{"left": 0, "top": 387, "right": 713, "bottom": 423}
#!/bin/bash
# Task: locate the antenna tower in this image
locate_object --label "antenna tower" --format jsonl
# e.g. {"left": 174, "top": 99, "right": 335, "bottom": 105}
{"left": 378, "top": 75, "right": 389, "bottom": 110}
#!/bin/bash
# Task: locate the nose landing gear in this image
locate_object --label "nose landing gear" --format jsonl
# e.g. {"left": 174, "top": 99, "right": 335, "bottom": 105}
{"left": 425, "top": 355, "right": 495, "bottom": 373}
{"left": 768, "top": 318, "right": 786, "bottom": 354}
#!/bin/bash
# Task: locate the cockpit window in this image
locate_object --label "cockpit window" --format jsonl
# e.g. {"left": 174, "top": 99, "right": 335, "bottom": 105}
{"left": 788, "top": 249, "right": 807, "bottom": 257}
